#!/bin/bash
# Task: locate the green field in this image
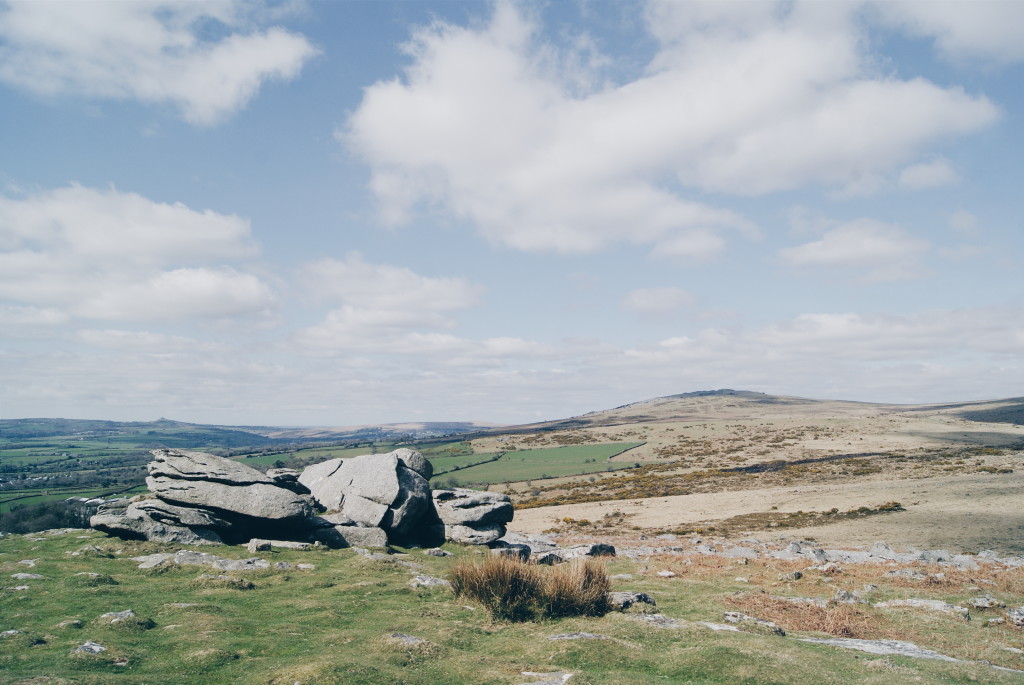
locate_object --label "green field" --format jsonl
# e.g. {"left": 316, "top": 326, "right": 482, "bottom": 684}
{"left": 430, "top": 443, "right": 642, "bottom": 487}
{"left": 0, "top": 529, "right": 1020, "bottom": 683}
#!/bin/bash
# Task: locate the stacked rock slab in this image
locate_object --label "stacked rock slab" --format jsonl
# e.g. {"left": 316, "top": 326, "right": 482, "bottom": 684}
{"left": 431, "top": 488, "right": 514, "bottom": 544}
{"left": 297, "top": 448, "right": 442, "bottom": 547}
{"left": 93, "top": 449, "right": 315, "bottom": 545}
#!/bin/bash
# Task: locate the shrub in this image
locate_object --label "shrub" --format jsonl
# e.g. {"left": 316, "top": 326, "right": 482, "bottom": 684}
{"left": 449, "top": 556, "right": 610, "bottom": 622}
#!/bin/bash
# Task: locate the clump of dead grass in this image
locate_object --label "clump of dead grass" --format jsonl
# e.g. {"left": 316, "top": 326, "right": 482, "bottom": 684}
{"left": 725, "top": 593, "right": 878, "bottom": 639}
{"left": 449, "top": 555, "right": 610, "bottom": 622}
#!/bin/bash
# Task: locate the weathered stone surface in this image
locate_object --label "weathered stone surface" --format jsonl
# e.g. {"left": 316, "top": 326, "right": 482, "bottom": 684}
{"left": 265, "top": 468, "right": 310, "bottom": 495}
{"left": 445, "top": 523, "right": 505, "bottom": 545}
{"left": 133, "top": 499, "right": 232, "bottom": 530}
{"left": 563, "top": 543, "right": 616, "bottom": 558}
{"left": 91, "top": 504, "right": 223, "bottom": 546}
{"left": 1007, "top": 606, "right": 1024, "bottom": 627}
{"left": 145, "top": 449, "right": 313, "bottom": 523}
{"left": 723, "top": 612, "right": 785, "bottom": 636}
{"left": 339, "top": 494, "right": 390, "bottom": 528}
{"left": 393, "top": 448, "right": 433, "bottom": 479}
{"left": 299, "top": 450, "right": 438, "bottom": 545}
{"left": 296, "top": 458, "right": 346, "bottom": 509}
{"left": 410, "top": 574, "right": 451, "bottom": 589}
{"left": 432, "top": 488, "right": 514, "bottom": 526}
{"left": 608, "top": 591, "right": 656, "bottom": 612}
{"left": 491, "top": 544, "right": 531, "bottom": 561}
{"left": 532, "top": 551, "right": 566, "bottom": 565}
{"left": 389, "top": 465, "right": 433, "bottom": 536}
{"left": 312, "top": 525, "right": 389, "bottom": 549}
{"left": 797, "top": 637, "right": 960, "bottom": 662}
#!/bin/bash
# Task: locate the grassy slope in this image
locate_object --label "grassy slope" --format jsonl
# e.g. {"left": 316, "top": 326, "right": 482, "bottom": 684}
{"left": 2, "top": 530, "right": 1022, "bottom": 684}
{"left": 431, "top": 444, "right": 642, "bottom": 488}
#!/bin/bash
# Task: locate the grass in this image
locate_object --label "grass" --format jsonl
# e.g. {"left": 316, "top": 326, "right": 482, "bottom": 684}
{"left": 449, "top": 556, "right": 610, "bottom": 621}
{"left": 431, "top": 443, "right": 642, "bottom": 488}
{"left": 2, "top": 528, "right": 1023, "bottom": 683}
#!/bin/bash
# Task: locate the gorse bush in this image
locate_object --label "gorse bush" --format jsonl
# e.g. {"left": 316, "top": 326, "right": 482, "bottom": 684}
{"left": 448, "top": 555, "right": 610, "bottom": 622}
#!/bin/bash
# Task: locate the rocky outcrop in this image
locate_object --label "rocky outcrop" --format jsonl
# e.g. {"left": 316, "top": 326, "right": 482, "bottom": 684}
{"left": 147, "top": 449, "right": 313, "bottom": 523}
{"left": 432, "top": 488, "right": 514, "bottom": 545}
{"left": 92, "top": 447, "right": 512, "bottom": 550}
{"left": 298, "top": 449, "right": 441, "bottom": 546}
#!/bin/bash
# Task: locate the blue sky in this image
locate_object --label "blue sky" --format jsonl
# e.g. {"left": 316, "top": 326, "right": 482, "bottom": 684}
{"left": 1, "top": 0, "right": 1022, "bottom": 426}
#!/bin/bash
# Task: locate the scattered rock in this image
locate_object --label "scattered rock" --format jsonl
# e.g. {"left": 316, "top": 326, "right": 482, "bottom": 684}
{"left": 656, "top": 570, "right": 676, "bottom": 578}
{"left": 869, "top": 541, "right": 896, "bottom": 559}
{"left": 697, "top": 622, "right": 741, "bottom": 632}
{"left": 99, "top": 610, "right": 136, "bottom": 623}
{"left": 968, "top": 596, "right": 1005, "bottom": 610}
{"left": 246, "top": 539, "right": 312, "bottom": 553}
{"left": 11, "top": 573, "right": 43, "bottom": 580}
{"left": 491, "top": 544, "right": 531, "bottom": 561}
{"left": 410, "top": 574, "right": 451, "bottom": 589}
{"left": 532, "top": 551, "right": 566, "bottom": 565}
{"left": 631, "top": 613, "right": 679, "bottom": 628}
{"left": 781, "top": 571, "right": 803, "bottom": 581}
{"left": 832, "top": 589, "right": 866, "bottom": 604}
{"left": 798, "top": 637, "right": 959, "bottom": 662}
{"left": 723, "top": 612, "right": 785, "bottom": 636}
{"left": 57, "top": 620, "right": 83, "bottom": 629}
{"left": 548, "top": 632, "right": 608, "bottom": 641}
{"left": 875, "top": 599, "right": 970, "bottom": 621}
{"left": 17, "top": 559, "right": 38, "bottom": 567}
{"left": 608, "top": 591, "right": 656, "bottom": 612}
{"left": 386, "top": 632, "right": 430, "bottom": 648}
{"left": 1008, "top": 607, "right": 1024, "bottom": 628}
{"left": 562, "top": 543, "right": 615, "bottom": 558}
{"left": 72, "top": 641, "right": 107, "bottom": 654}
{"left": 519, "top": 671, "right": 574, "bottom": 685}
{"left": 423, "top": 548, "right": 452, "bottom": 557}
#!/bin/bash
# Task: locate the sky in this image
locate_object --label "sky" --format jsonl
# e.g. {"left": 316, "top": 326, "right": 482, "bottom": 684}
{"left": 1, "top": 0, "right": 1022, "bottom": 427}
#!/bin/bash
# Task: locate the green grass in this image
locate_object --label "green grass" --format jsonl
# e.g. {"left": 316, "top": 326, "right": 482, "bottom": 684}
{"left": 1, "top": 529, "right": 1022, "bottom": 684}
{"left": 431, "top": 443, "right": 642, "bottom": 487}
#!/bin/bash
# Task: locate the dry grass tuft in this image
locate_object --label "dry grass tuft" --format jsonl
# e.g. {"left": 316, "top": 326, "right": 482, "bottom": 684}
{"left": 726, "top": 594, "right": 878, "bottom": 639}
{"left": 449, "top": 555, "right": 610, "bottom": 622}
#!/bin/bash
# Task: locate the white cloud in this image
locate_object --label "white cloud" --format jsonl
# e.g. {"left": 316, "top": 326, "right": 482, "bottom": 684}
{"left": 0, "top": 184, "right": 274, "bottom": 321}
{"left": 0, "top": 1, "right": 318, "bottom": 124}
{"left": 779, "top": 218, "right": 929, "bottom": 281}
{"left": 873, "top": 0, "right": 1024, "bottom": 65}
{"left": 345, "top": 1, "right": 997, "bottom": 256}
{"left": 949, "top": 209, "right": 981, "bottom": 236}
{"left": 295, "top": 254, "right": 483, "bottom": 353}
{"left": 622, "top": 287, "right": 696, "bottom": 315}
{"left": 898, "top": 158, "right": 959, "bottom": 189}
{"left": 78, "top": 267, "right": 277, "bottom": 321}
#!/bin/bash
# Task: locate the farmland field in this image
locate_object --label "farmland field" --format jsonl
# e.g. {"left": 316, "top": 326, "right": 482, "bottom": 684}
{"left": 429, "top": 443, "right": 643, "bottom": 487}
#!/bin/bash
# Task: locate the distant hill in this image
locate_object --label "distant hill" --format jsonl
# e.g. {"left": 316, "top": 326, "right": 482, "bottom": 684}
{"left": 471, "top": 389, "right": 1024, "bottom": 435}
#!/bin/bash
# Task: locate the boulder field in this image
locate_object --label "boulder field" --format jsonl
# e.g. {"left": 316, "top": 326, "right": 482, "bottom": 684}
{"left": 91, "top": 448, "right": 513, "bottom": 549}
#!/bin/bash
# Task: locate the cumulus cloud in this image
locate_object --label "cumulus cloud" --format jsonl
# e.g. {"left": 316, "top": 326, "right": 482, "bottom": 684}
{"left": 345, "top": 1, "right": 997, "bottom": 256}
{"left": 295, "top": 254, "right": 484, "bottom": 352}
{"left": 0, "top": 0, "right": 317, "bottom": 124}
{"left": 0, "top": 184, "right": 275, "bottom": 321}
{"left": 622, "top": 287, "right": 696, "bottom": 315}
{"left": 779, "top": 218, "right": 930, "bottom": 281}
{"left": 873, "top": 0, "right": 1024, "bottom": 64}
{"left": 898, "top": 158, "right": 959, "bottom": 189}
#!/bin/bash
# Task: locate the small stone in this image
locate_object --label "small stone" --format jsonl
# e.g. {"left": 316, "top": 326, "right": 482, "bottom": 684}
{"left": 1, "top": 629, "right": 23, "bottom": 636}
{"left": 548, "top": 632, "right": 608, "bottom": 641}
{"left": 968, "top": 596, "right": 1005, "bottom": 610}
{"left": 782, "top": 571, "right": 803, "bottom": 581}
{"left": 17, "top": 559, "right": 39, "bottom": 567}
{"left": 72, "top": 641, "right": 107, "bottom": 654}
{"left": 99, "top": 610, "right": 136, "bottom": 624}
{"left": 1008, "top": 607, "right": 1024, "bottom": 628}
{"left": 410, "top": 574, "right": 451, "bottom": 589}
{"left": 656, "top": 570, "right": 676, "bottom": 578}
{"left": 735, "top": 577, "right": 749, "bottom": 583}
{"left": 723, "top": 612, "right": 785, "bottom": 636}
{"left": 423, "top": 548, "right": 452, "bottom": 557}
{"left": 985, "top": 618, "right": 1006, "bottom": 627}
{"left": 58, "top": 619, "right": 84, "bottom": 629}
{"left": 387, "top": 632, "right": 429, "bottom": 648}
{"left": 608, "top": 591, "right": 656, "bottom": 611}
{"left": 11, "top": 573, "right": 43, "bottom": 580}
{"left": 296, "top": 563, "right": 315, "bottom": 570}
